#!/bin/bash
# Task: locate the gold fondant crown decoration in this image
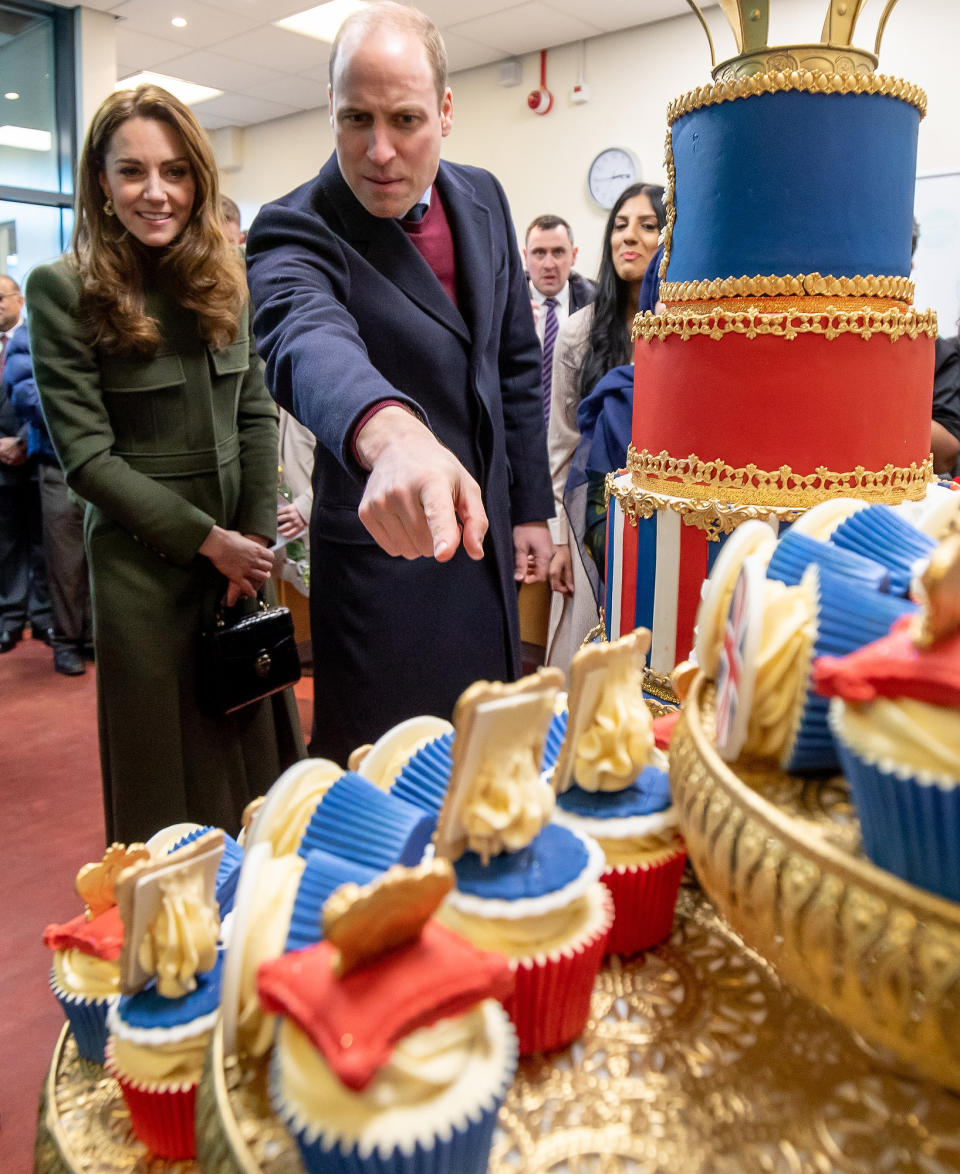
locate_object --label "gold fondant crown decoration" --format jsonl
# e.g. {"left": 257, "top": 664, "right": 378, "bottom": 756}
{"left": 684, "top": 0, "right": 904, "bottom": 79}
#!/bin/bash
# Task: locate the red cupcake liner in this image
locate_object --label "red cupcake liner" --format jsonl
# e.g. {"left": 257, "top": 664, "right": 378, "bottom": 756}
{"left": 105, "top": 1038, "right": 198, "bottom": 1159}
{"left": 502, "top": 885, "right": 612, "bottom": 1055}
{"left": 601, "top": 845, "right": 687, "bottom": 956}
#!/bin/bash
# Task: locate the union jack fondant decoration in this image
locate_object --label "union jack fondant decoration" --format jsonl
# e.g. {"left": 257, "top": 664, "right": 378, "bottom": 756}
{"left": 714, "top": 557, "right": 763, "bottom": 761}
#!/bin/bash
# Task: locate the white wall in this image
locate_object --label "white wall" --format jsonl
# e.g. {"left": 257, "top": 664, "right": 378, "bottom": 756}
{"left": 220, "top": 0, "right": 960, "bottom": 279}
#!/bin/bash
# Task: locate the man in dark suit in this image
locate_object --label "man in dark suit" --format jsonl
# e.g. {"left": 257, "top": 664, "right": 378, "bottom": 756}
{"left": 247, "top": 1, "right": 554, "bottom": 765}
{"left": 524, "top": 215, "right": 596, "bottom": 422}
{"left": 0, "top": 275, "right": 52, "bottom": 653}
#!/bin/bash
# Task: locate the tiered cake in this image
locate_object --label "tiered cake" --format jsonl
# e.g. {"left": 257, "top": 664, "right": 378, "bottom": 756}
{"left": 606, "top": 0, "right": 937, "bottom": 680}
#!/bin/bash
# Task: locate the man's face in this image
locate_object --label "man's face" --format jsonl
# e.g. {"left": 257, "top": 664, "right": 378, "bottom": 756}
{"left": 0, "top": 278, "right": 23, "bottom": 333}
{"left": 329, "top": 26, "right": 453, "bottom": 220}
{"left": 525, "top": 225, "right": 577, "bottom": 297}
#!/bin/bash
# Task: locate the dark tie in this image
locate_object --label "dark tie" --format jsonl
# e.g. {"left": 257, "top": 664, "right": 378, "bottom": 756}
{"left": 404, "top": 202, "right": 429, "bottom": 223}
{"left": 541, "top": 298, "right": 559, "bottom": 423}
{"left": 0, "top": 333, "right": 7, "bottom": 384}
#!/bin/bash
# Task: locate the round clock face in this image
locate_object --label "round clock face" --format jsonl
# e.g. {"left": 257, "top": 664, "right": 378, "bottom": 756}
{"left": 588, "top": 147, "right": 637, "bottom": 210}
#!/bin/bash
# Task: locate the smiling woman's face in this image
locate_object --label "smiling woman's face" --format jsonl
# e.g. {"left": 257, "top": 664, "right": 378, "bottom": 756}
{"left": 610, "top": 193, "right": 660, "bottom": 286}
{"left": 98, "top": 116, "right": 196, "bottom": 248}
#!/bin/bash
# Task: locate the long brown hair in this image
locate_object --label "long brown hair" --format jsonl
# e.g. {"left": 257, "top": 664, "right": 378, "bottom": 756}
{"left": 72, "top": 84, "right": 246, "bottom": 354}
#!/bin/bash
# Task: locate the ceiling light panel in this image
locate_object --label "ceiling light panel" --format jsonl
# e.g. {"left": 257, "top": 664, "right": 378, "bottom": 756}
{"left": 275, "top": 0, "right": 368, "bottom": 43}
{"left": 114, "top": 70, "right": 223, "bottom": 105}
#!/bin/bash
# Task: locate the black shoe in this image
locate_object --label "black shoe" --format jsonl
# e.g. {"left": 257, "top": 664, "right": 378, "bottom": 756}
{"left": 53, "top": 646, "right": 86, "bottom": 675}
{"left": 34, "top": 626, "right": 56, "bottom": 647}
{"left": 0, "top": 629, "right": 22, "bottom": 653}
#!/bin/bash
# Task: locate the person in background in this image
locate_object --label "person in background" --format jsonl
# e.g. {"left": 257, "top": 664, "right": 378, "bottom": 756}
{"left": 932, "top": 331, "right": 960, "bottom": 475}
{"left": 0, "top": 274, "right": 53, "bottom": 654}
{"left": 26, "top": 84, "right": 304, "bottom": 845}
{"left": 544, "top": 182, "right": 665, "bottom": 671}
{"left": 220, "top": 194, "right": 245, "bottom": 247}
{"left": 7, "top": 318, "right": 92, "bottom": 673}
{"left": 524, "top": 214, "right": 595, "bottom": 422}
{"left": 246, "top": 2, "right": 553, "bottom": 766}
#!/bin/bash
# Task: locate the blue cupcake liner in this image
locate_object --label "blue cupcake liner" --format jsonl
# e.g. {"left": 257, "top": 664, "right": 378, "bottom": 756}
{"left": 270, "top": 1040, "right": 509, "bottom": 1174}
{"left": 834, "top": 734, "right": 960, "bottom": 902}
{"left": 557, "top": 765, "right": 672, "bottom": 819}
{"left": 766, "top": 530, "right": 891, "bottom": 593}
{"left": 829, "top": 505, "right": 936, "bottom": 596}
{"left": 170, "top": 826, "right": 243, "bottom": 916}
{"left": 541, "top": 710, "right": 567, "bottom": 773}
{"left": 390, "top": 732, "right": 454, "bottom": 817}
{"left": 284, "top": 850, "right": 379, "bottom": 953}
{"left": 50, "top": 971, "right": 115, "bottom": 1065}
{"left": 783, "top": 567, "right": 916, "bottom": 774}
{"left": 298, "top": 773, "right": 435, "bottom": 870}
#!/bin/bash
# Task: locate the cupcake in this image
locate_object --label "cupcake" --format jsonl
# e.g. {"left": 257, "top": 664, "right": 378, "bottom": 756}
{"left": 297, "top": 771, "right": 436, "bottom": 869}
{"left": 356, "top": 714, "right": 454, "bottom": 792}
{"left": 705, "top": 554, "right": 915, "bottom": 772}
{"left": 246, "top": 757, "right": 345, "bottom": 856}
{"left": 814, "top": 534, "right": 960, "bottom": 900}
{"left": 547, "top": 629, "right": 686, "bottom": 956}
{"left": 218, "top": 841, "right": 305, "bottom": 1061}
{"left": 431, "top": 670, "right": 612, "bottom": 1054}
{"left": 104, "top": 830, "right": 225, "bottom": 1159}
{"left": 259, "top": 861, "right": 517, "bottom": 1174}
{"left": 43, "top": 844, "right": 148, "bottom": 1064}
{"left": 829, "top": 504, "right": 937, "bottom": 596}
{"left": 168, "top": 825, "right": 244, "bottom": 915}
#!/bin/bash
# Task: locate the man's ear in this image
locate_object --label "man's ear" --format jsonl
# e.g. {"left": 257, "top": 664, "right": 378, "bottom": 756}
{"left": 440, "top": 88, "right": 453, "bottom": 137}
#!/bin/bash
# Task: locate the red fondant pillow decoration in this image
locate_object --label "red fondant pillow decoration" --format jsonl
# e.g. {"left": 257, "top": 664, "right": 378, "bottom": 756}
{"left": 257, "top": 861, "right": 514, "bottom": 1090}
{"left": 43, "top": 905, "right": 125, "bottom": 962}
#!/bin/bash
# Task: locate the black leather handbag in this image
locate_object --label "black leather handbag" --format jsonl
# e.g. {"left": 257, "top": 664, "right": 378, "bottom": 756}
{"left": 197, "top": 595, "right": 301, "bottom": 716}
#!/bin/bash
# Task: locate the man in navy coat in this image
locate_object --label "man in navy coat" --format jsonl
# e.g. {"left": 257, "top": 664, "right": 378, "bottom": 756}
{"left": 247, "top": 1, "right": 554, "bottom": 764}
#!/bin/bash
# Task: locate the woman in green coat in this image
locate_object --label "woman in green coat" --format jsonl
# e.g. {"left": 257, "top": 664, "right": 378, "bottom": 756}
{"left": 26, "top": 85, "right": 304, "bottom": 845}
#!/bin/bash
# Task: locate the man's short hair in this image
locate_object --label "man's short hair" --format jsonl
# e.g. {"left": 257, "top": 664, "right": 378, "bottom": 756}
{"left": 220, "top": 195, "right": 241, "bottom": 226}
{"left": 525, "top": 214, "right": 573, "bottom": 247}
{"left": 0, "top": 274, "right": 21, "bottom": 294}
{"left": 330, "top": 2, "right": 448, "bottom": 107}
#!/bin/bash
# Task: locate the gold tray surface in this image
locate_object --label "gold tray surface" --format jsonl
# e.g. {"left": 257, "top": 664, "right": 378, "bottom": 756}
{"left": 671, "top": 673, "right": 960, "bottom": 1098}
{"left": 37, "top": 881, "right": 960, "bottom": 1174}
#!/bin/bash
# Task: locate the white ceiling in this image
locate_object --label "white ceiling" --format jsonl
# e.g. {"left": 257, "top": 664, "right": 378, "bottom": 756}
{"left": 45, "top": 0, "right": 707, "bottom": 130}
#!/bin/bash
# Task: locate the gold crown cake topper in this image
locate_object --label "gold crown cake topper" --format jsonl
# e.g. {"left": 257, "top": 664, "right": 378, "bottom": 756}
{"left": 684, "top": 0, "right": 903, "bottom": 78}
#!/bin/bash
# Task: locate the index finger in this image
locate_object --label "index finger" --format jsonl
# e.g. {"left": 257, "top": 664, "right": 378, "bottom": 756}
{"left": 420, "top": 479, "right": 464, "bottom": 562}
{"left": 453, "top": 478, "right": 488, "bottom": 561}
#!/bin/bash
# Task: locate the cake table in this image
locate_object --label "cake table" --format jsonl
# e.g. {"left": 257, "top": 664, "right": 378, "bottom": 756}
{"left": 36, "top": 877, "right": 960, "bottom": 1173}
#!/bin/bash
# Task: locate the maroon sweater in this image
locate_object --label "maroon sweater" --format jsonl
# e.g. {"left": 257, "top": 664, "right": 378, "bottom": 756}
{"left": 399, "top": 191, "right": 459, "bottom": 306}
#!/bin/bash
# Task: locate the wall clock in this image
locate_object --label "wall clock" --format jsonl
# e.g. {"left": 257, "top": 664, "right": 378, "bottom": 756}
{"left": 587, "top": 147, "right": 638, "bottom": 210}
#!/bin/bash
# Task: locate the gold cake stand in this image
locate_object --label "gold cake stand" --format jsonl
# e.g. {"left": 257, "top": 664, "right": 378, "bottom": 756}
{"left": 671, "top": 672, "right": 960, "bottom": 1098}
{"left": 37, "top": 877, "right": 960, "bottom": 1174}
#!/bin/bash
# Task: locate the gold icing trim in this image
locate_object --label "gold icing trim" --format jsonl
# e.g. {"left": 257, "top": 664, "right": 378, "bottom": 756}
{"left": 623, "top": 448, "right": 934, "bottom": 510}
{"left": 666, "top": 70, "right": 927, "bottom": 125}
{"left": 660, "top": 273, "right": 915, "bottom": 304}
{"left": 608, "top": 471, "right": 809, "bottom": 541}
{"left": 632, "top": 305, "right": 937, "bottom": 344}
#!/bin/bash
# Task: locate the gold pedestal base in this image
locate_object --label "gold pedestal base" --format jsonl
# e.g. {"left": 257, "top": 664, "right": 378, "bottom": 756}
{"left": 671, "top": 673, "right": 960, "bottom": 1096}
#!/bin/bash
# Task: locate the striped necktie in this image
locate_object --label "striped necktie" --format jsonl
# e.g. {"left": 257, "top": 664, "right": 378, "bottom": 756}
{"left": 0, "top": 333, "right": 7, "bottom": 384}
{"left": 541, "top": 297, "right": 559, "bottom": 424}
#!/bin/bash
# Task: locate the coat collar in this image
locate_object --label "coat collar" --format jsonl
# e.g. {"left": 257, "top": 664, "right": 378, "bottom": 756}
{"left": 318, "top": 155, "right": 494, "bottom": 351}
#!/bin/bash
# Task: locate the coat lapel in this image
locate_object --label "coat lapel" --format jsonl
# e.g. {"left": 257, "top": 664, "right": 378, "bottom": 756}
{"left": 435, "top": 161, "right": 496, "bottom": 365}
{"left": 320, "top": 155, "right": 470, "bottom": 346}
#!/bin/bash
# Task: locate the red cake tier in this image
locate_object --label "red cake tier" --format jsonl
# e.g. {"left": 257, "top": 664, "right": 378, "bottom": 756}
{"left": 632, "top": 306, "right": 935, "bottom": 505}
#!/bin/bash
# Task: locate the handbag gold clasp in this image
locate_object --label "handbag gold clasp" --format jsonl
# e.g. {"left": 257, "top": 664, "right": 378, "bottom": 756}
{"left": 255, "top": 650, "right": 272, "bottom": 678}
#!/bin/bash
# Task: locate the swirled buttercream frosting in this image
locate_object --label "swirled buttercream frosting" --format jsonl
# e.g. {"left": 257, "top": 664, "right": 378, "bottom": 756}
{"left": 138, "top": 870, "right": 219, "bottom": 999}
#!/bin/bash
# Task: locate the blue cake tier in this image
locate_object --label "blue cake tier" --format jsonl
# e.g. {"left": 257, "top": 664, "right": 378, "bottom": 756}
{"left": 665, "top": 87, "right": 920, "bottom": 285}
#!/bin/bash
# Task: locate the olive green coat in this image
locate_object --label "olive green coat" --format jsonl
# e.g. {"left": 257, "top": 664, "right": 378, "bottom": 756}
{"left": 26, "top": 259, "right": 304, "bottom": 844}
